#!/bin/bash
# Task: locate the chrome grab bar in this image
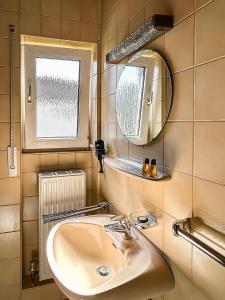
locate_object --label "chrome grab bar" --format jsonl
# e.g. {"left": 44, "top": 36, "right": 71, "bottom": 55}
{"left": 42, "top": 201, "right": 109, "bottom": 223}
{"left": 172, "top": 218, "right": 225, "bottom": 267}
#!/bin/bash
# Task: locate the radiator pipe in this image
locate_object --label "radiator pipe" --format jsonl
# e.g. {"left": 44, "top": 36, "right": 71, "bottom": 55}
{"left": 42, "top": 201, "right": 109, "bottom": 223}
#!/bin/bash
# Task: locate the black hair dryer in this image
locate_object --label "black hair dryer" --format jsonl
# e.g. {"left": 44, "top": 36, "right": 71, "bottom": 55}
{"left": 95, "top": 139, "right": 107, "bottom": 173}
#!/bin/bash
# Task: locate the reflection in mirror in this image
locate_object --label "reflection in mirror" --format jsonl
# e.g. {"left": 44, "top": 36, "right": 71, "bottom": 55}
{"left": 116, "top": 50, "right": 173, "bottom": 145}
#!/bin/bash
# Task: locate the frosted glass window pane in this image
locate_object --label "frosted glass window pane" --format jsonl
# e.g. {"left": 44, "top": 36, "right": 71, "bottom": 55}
{"left": 116, "top": 66, "right": 145, "bottom": 137}
{"left": 36, "top": 58, "right": 80, "bottom": 138}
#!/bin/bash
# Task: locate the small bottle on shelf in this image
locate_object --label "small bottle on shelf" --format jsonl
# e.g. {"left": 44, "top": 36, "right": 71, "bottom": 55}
{"left": 142, "top": 158, "right": 150, "bottom": 176}
{"left": 149, "top": 159, "right": 158, "bottom": 178}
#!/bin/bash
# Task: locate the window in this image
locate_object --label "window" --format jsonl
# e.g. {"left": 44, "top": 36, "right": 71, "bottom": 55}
{"left": 22, "top": 43, "right": 91, "bottom": 149}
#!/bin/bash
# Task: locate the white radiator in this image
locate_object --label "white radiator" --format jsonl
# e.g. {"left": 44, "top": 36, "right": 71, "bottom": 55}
{"left": 39, "top": 170, "right": 86, "bottom": 280}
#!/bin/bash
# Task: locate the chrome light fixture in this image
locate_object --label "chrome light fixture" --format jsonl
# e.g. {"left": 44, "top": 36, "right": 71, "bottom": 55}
{"left": 106, "top": 14, "right": 173, "bottom": 64}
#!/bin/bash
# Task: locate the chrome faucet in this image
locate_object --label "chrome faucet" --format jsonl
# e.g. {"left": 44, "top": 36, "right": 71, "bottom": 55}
{"left": 104, "top": 220, "right": 132, "bottom": 240}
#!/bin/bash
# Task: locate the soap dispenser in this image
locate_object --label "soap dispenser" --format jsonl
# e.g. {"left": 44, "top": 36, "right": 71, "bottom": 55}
{"left": 149, "top": 159, "right": 158, "bottom": 178}
{"left": 142, "top": 158, "right": 150, "bottom": 176}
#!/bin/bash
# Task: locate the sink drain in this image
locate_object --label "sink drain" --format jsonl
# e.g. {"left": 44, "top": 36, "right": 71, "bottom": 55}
{"left": 96, "top": 266, "right": 110, "bottom": 276}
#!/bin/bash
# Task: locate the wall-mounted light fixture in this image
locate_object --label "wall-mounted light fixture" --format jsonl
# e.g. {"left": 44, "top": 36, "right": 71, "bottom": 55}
{"left": 106, "top": 14, "right": 173, "bottom": 64}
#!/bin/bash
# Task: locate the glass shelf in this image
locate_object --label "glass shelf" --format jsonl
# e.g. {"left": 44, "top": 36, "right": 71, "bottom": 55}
{"left": 104, "top": 157, "right": 170, "bottom": 181}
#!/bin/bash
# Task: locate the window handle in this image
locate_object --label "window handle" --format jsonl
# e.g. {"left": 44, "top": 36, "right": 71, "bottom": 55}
{"left": 147, "top": 91, "right": 153, "bottom": 106}
{"left": 27, "top": 85, "right": 32, "bottom": 103}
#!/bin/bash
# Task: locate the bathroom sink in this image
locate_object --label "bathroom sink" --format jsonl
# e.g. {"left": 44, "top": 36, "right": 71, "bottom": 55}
{"left": 47, "top": 215, "right": 174, "bottom": 300}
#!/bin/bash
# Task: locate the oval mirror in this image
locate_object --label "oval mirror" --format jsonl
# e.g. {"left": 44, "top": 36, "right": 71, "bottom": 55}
{"left": 116, "top": 50, "right": 173, "bottom": 145}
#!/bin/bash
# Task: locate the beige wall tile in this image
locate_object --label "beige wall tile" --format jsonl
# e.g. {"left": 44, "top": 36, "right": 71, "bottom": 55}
{"left": 23, "top": 220, "right": 38, "bottom": 246}
{"left": 107, "top": 94, "right": 117, "bottom": 123}
{"left": 0, "top": 0, "right": 19, "bottom": 11}
{"left": 192, "top": 285, "right": 211, "bottom": 300}
{"left": 42, "top": 283, "right": 61, "bottom": 300}
{"left": 128, "top": 8, "right": 144, "bottom": 34}
{"left": 164, "top": 169, "right": 192, "bottom": 219}
{"left": 195, "top": 0, "right": 212, "bottom": 9}
{"left": 62, "top": 0, "right": 80, "bottom": 20}
{"left": 166, "top": 0, "right": 195, "bottom": 24}
{"left": 58, "top": 152, "right": 76, "bottom": 170}
{"left": 22, "top": 172, "right": 38, "bottom": 197}
{"left": 0, "top": 177, "right": 20, "bottom": 205}
{"left": 0, "top": 150, "right": 8, "bottom": 178}
{"left": 105, "top": 11, "right": 117, "bottom": 42}
{"left": 192, "top": 247, "right": 225, "bottom": 300}
{"left": 0, "top": 38, "right": 20, "bottom": 67}
{"left": 0, "top": 94, "right": 21, "bottom": 125}
{"left": 80, "top": 0, "right": 98, "bottom": 23}
{"left": 22, "top": 154, "right": 40, "bottom": 173}
{"left": 195, "top": 58, "right": 225, "bottom": 120}
{"left": 142, "top": 204, "right": 164, "bottom": 251}
{"left": 194, "top": 122, "right": 225, "bottom": 184}
{"left": 20, "top": 13, "right": 41, "bottom": 36}
{"left": 164, "top": 122, "right": 193, "bottom": 174}
{"left": 41, "top": 0, "right": 61, "bottom": 17}
{"left": 164, "top": 213, "right": 192, "bottom": 279}
{"left": 0, "top": 10, "right": 19, "bottom": 38}
{"left": 127, "top": 176, "right": 164, "bottom": 212}
{"left": 193, "top": 177, "right": 225, "bottom": 230}
{"left": 145, "top": 0, "right": 170, "bottom": 20}
{"left": 22, "top": 286, "right": 42, "bottom": 300}
{"left": 103, "top": 65, "right": 117, "bottom": 95}
{"left": 0, "top": 231, "right": 20, "bottom": 260}
{"left": 23, "top": 196, "right": 39, "bottom": 221}
{"left": 0, "top": 123, "right": 20, "bottom": 150}
{"left": 196, "top": 0, "right": 225, "bottom": 64}
{"left": 40, "top": 153, "right": 59, "bottom": 172}
{"left": 116, "top": 0, "right": 128, "bottom": 31}
{"left": 101, "top": 164, "right": 128, "bottom": 213}
{"left": 61, "top": 19, "right": 80, "bottom": 41}
{"left": 20, "top": 0, "right": 40, "bottom": 14}
{"left": 75, "top": 152, "right": 91, "bottom": 169}
{"left": 0, "top": 285, "right": 21, "bottom": 300}
{"left": 81, "top": 21, "right": 98, "bottom": 43}
{"left": 128, "top": 0, "right": 145, "bottom": 20}
{"left": 117, "top": 25, "right": 128, "bottom": 44}
{"left": 0, "top": 258, "right": 21, "bottom": 287}
{"left": 165, "top": 15, "right": 194, "bottom": 73}
{"left": 0, "top": 66, "right": 9, "bottom": 94}
{"left": 41, "top": 16, "right": 61, "bottom": 38}
{"left": 0, "top": 205, "right": 20, "bottom": 233}
{"left": 169, "top": 69, "right": 194, "bottom": 121}
{"left": 142, "top": 179, "right": 164, "bottom": 210}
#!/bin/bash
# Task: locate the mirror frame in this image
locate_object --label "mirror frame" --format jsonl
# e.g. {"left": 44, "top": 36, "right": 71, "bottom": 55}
{"left": 116, "top": 49, "right": 173, "bottom": 146}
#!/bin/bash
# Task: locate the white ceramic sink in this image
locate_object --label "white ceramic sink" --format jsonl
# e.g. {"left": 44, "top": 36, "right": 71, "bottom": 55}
{"left": 47, "top": 215, "right": 174, "bottom": 300}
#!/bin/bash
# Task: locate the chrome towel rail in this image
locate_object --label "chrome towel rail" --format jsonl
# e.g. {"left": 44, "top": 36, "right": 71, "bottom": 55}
{"left": 172, "top": 219, "right": 225, "bottom": 267}
{"left": 42, "top": 201, "right": 109, "bottom": 223}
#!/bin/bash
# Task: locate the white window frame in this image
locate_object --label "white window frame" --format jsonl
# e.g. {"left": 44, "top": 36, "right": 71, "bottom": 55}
{"left": 21, "top": 44, "right": 91, "bottom": 150}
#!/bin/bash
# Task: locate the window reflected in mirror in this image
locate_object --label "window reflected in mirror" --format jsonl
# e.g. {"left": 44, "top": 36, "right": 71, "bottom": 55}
{"left": 116, "top": 50, "right": 173, "bottom": 145}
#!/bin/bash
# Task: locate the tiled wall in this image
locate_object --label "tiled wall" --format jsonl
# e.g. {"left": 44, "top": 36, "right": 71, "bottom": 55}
{"left": 0, "top": 0, "right": 101, "bottom": 299}
{"left": 100, "top": 0, "right": 225, "bottom": 299}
